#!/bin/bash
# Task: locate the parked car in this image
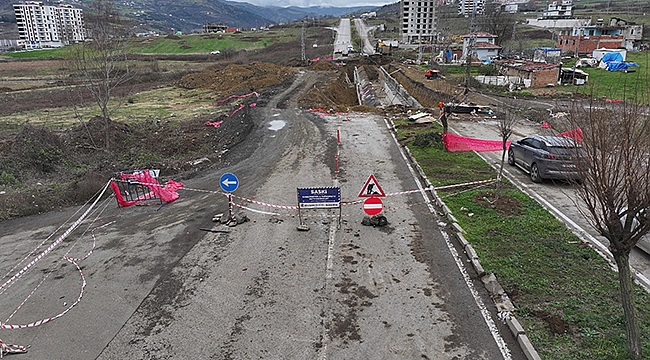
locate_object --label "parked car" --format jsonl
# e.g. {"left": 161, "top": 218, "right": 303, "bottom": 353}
{"left": 508, "top": 135, "right": 583, "bottom": 183}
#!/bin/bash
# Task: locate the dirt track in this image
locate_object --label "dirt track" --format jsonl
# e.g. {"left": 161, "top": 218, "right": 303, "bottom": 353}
{"left": 0, "top": 68, "right": 525, "bottom": 359}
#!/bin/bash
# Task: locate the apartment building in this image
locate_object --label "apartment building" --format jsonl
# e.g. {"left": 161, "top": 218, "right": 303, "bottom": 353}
{"left": 400, "top": 0, "right": 437, "bottom": 44}
{"left": 458, "top": 0, "right": 485, "bottom": 17}
{"left": 14, "top": 1, "right": 85, "bottom": 49}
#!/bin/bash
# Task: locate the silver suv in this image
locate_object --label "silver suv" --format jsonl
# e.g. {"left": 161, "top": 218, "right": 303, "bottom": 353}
{"left": 508, "top": 135, "right": 583, "bottom": 183}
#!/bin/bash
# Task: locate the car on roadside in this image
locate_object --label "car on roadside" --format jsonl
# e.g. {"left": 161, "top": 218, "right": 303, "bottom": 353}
{"left": 508, "top": 134, "right": 583, "bottom": 183}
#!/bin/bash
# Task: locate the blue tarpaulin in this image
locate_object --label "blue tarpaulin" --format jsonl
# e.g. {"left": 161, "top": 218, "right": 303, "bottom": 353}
{"left": 601, "top": 52, "right": 623, "bottom": 63}
{"left": 606, "top": 62, "right": 639, "bottom": 71}
{"left": 600, "top": 52, "right": 638, "bottom": 72}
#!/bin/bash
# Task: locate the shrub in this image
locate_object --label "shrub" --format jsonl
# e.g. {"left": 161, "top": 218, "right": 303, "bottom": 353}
{"left": 0, "top": 171, "right": 19, "bottom": 186}
{"left": 413, "top": 131, "right": 442, "bottom": 147}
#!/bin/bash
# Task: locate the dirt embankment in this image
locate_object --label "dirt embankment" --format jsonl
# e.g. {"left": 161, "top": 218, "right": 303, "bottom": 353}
{"left": 0, "top": 56, "right": 372, "bottom": 221}
{"left": 298, "top": 70, "right": 358, "bottom": 112}
{"left": 0, "top": 29, "right": 418, "bottom": 222}
{"left": 177, "top": 62, "right": 298, "bottom": 97}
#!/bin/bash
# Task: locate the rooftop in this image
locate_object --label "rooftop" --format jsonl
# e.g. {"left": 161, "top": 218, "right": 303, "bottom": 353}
{"left": 498, "top": 59, "right": 560, "bottom": 72}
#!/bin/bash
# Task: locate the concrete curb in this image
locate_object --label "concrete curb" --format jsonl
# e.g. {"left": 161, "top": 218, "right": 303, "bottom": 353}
{"left": 400, "top": 131, "right": 542, "bottom": 360}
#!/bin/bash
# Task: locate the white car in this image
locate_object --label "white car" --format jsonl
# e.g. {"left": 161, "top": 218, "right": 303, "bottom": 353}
{"left": 210, "top": 50, "right": 221, "bottom": 55}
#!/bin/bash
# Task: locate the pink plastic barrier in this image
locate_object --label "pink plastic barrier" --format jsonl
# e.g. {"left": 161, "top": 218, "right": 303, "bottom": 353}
{"left": 557, "top": 128, "right": 583, "bottom": 143}
{"left": 443, "top": 132, "right": 511, "bottom": 153}
{"left": 204, "top": 120, "right": 224, "bottom": 128}
{"left": 111, "top": 170, "right": 183, "bottom": 207}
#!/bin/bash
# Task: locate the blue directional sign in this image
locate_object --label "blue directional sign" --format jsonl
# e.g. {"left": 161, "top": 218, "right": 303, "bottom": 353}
{"left": 219, "top": 173, "right": 239, "bottom": 193}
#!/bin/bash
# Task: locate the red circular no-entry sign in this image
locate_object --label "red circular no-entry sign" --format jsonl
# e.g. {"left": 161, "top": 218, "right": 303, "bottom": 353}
{"left": 363, "top": 197, "right": 383, "bottom": 216}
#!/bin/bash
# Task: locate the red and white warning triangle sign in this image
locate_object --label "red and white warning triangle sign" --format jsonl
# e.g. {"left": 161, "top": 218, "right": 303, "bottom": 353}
{"left": 358, "top": 174, "right": 386, "bottom": 198}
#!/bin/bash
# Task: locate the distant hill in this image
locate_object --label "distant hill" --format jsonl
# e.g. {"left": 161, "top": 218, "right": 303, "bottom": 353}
{"left": 0, "top": 0, "right": 376, "bottom": 35}
{"left": 225, "top": 2, "right": 372, "bottom": 23}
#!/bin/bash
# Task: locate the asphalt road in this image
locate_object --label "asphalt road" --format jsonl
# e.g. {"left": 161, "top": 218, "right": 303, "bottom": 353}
{"left": 333, "top": 18, "right": 352, "bottom": 59}
{"left": 0, "top": 70, "right": 527, "bottom": 359}
{"left": 448, "top": 112, "right": 650, "bottom": 291}
{"left": 353, "top": 18, "right": 376, "bottom": 56}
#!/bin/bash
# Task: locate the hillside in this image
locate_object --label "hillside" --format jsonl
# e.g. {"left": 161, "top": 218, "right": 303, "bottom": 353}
{"left": 0, "top": 0, "right": 367, "bottom": 35}
{"left": 226, "top": 2, "right": 373, "bottom": 23}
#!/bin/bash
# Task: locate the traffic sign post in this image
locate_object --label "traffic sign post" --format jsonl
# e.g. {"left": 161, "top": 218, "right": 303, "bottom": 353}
{"left": 219, "top": 173, "right": 239, "bottom": 220}
{"left": 363, "top": 197, "right": 383, "bottom": 216}
{"left": 219, "top": 173, "right": 239, "bottom": 193}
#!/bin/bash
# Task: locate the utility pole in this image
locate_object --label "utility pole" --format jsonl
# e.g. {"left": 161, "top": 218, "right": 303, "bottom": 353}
{"left": 464, "top": 0, "right": 477, "bottom": 101}
{"left": 417, "top": 34, "right": 422, "bottom": 64}
{"left": 301, "top": 22, "right": 306, "bottom": 64}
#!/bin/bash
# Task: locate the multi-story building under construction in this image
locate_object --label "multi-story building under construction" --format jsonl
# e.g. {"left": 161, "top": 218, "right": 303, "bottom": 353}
{"left": 400, "top": 0, "right": 437, "bottom": 44}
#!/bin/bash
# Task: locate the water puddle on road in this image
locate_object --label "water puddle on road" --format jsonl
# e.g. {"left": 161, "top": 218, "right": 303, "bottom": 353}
{"left": 478, "top": 120, "right": 500, "bottom": 126}
{"left": 268, "top": 120, "right": 286, "bottom": 131}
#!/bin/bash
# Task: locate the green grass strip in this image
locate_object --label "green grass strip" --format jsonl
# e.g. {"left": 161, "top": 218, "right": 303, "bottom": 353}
{"left": 395, "top": 119, "right": 650, "bottom": 359}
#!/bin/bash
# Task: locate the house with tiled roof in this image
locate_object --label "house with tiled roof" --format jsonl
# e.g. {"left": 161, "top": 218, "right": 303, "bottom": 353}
{"left": 496, "top": 59, "right": 561, "bottom": 88}
{"left": 461, "top": 32, "right": 501, "bottom": 62}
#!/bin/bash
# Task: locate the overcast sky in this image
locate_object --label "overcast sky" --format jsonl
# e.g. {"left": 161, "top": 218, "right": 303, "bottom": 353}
{"left": 229, "top": 0, "right": 394, "bottom": 7}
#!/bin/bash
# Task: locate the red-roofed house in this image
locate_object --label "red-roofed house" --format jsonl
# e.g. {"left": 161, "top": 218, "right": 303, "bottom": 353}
{"left": 497, "top": 59, "right": 560, "bottom": 88}
{"left": 461, "top": 32, "right": 500, "bottom": 62}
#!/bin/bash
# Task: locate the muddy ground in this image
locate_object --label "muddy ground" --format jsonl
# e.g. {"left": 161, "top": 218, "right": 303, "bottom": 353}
{"left": 0, "top": 40, "right": 395, "bottom": 221}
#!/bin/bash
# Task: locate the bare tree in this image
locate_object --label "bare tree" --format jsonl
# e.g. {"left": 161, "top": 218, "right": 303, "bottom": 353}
{"left": 494, "top": 103, "right": 518, "bottom": 203}
{"left": 566, "top": 98, "right": 650, "bottom": 359}
{"left": 69, "top": 0, "right": 132, "bottom": 149}
{"left": 479, "top": 1, "right": 516, "bottom": 46}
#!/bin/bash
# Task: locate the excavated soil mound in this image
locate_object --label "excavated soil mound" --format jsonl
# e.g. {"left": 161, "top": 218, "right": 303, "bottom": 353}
{"left": 65, "top": 116, "right": 132, "bottom": 150}
{"left": 310, "top": 61, "right": 337, "bottom": 71}
{"left": 298, "top": 71, "right": 358, "bottom": 112}
{"left": 177, "top": 62, "right": 297, "bottom": 97}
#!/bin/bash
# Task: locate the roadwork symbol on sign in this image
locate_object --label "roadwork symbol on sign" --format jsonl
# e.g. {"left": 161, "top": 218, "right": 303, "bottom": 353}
{"left": 363, "top": 197, "right": 383, "bottom": 216}
{"left": 358, "top": 174, "right": 386, "bottom": 198}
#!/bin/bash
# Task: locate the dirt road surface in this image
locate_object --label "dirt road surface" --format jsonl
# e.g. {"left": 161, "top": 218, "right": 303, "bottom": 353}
{"left": 0, "top": 70, "right": 526, "bottom": 359}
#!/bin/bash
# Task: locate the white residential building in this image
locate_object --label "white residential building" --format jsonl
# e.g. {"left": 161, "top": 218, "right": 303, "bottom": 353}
{"left": 461, "top": 32, "right": 500, "bottom": 62}
{"left": 459, "top": 0, "right": 485, "bottom": 17}
{"left": 13, "top": 1, "right": 85, "bottom": 49}
{"left": 539, "top": 0, "right": 573, "bottom": 19}
{"left": 400, "top": 0, "right": 437, "bottom": 44}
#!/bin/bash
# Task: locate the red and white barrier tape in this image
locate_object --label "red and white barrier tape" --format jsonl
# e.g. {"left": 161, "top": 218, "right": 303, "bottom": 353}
{"left": 231, "top": 203, "right": 281, "bottom": 216}
{"left": 434, "top": 178, "right": 495, "bottom": 190}
{"left": 1, "top": 183, "right": 111, "bottom": 356}
{"left": 232, "top": 195, "right": 299, "bottom": 210}
{"left": 2, "top": 255, "right": 86, "bottom": 330}
{"left": 0, "top": 339, "right": 27, "bottom": 357}
{"left": 0, "top": 181, "right": 110, "bottom": 293}
{"left": 115, "top": 178, "right": 495, "bottom": 214}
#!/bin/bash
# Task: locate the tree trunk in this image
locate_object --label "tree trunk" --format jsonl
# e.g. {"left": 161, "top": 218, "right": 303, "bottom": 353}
{"left": 613, "top": 251, "right": 643, "bottom": 359}
{"left": 440, "top": 112, "right": 448, "bottom": 152}
{"left": 494, "top": 141, "right": 508, "bottom": 204}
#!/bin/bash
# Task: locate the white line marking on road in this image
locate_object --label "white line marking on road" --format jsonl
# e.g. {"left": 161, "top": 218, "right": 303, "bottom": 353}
{"left": 326, "top": 225, "right": 336, "bottom": 279}
{"left": 318, "top": 217, "right": 338, "bottom": 360}
{"left": 384, "top": 118, "right": 512, "bottom": 359}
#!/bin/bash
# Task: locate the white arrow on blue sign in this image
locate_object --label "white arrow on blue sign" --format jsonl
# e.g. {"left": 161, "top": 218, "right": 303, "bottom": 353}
{"left": 219, "top": 173, "right": 239, "bottom": 193}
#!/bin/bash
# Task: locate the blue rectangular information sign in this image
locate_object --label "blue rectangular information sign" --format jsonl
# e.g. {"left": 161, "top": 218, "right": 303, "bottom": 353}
{"left": 297, "top": 187, "right": 341, "bottom": 208}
